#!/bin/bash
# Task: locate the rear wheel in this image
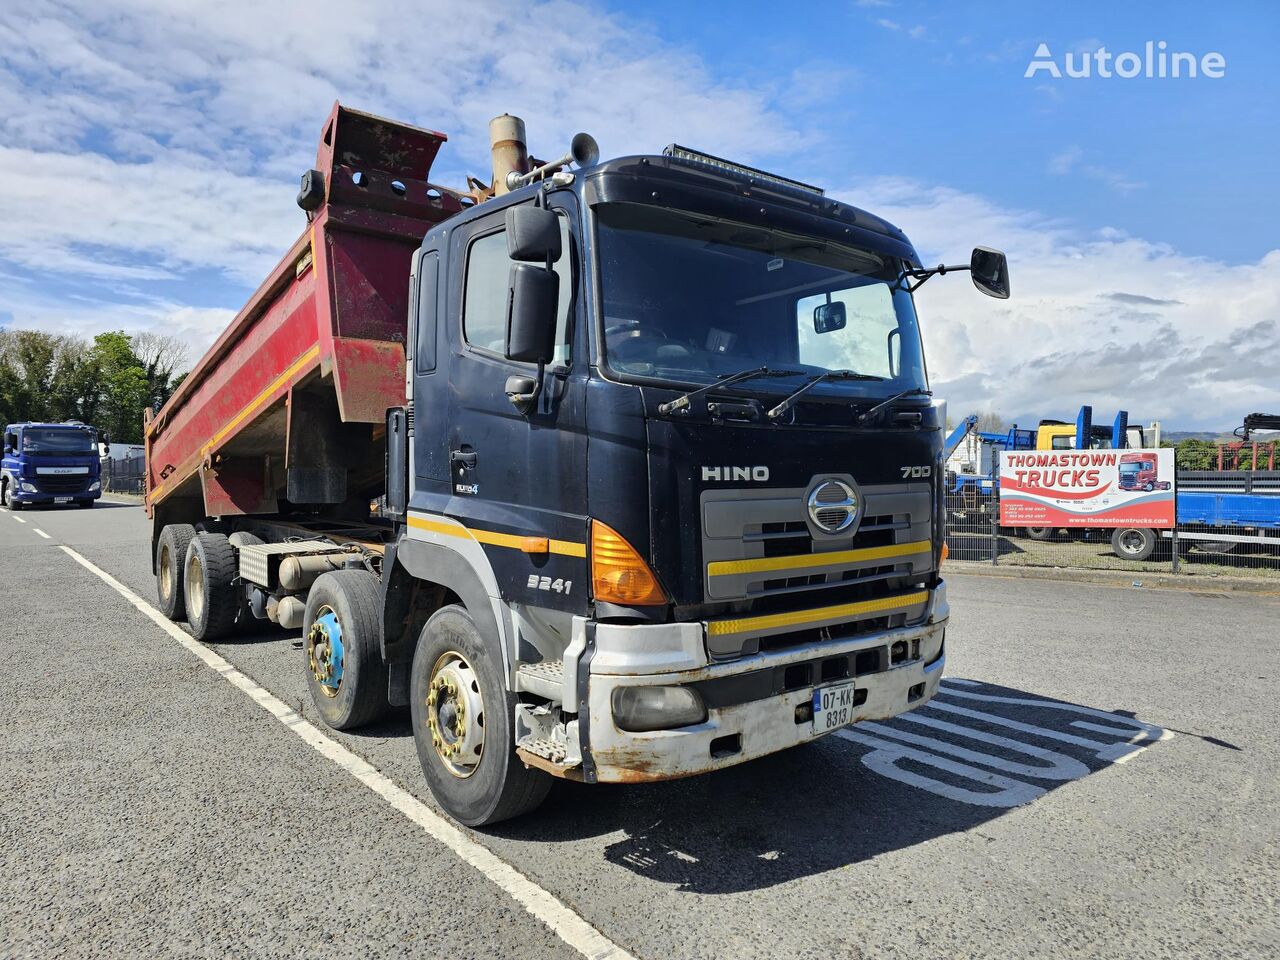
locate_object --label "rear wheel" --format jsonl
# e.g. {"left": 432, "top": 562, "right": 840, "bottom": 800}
{"left": 410, "top": 604, "right": 550, "bottom": 826}
{"left": 184, "top": 533, "right": 239, "bottom": 640}
{"left": 303, "top": 570, "right": 388, "bottom": 730}
{"left": 1193, "top": 539, "right": 1236, "bottom": 555}
{"left": 1111, "top": 527, "right": 1157, "bottom": 561}
{"left": 156, "top": 524, "right": 196, "bottom": 620}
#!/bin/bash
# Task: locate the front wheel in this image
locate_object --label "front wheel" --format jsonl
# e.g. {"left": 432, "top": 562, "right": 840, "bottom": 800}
{"left": 410, "top": 604, "right": 550, "bottom": 826}
{"left": 76, "top": 499, "right": 94, "bottom": 508}
{"left": 1023, "top": 526, "right": 1056, "bottom": 541}
{"left": 303, "top": 570, "right": 388, "bottom": 730}
{"left": 1111, "top": 527, "right": 1157, "bottom": 561}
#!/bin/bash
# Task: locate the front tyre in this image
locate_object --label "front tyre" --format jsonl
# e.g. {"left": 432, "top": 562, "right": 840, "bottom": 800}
{"left": 410, "top": 605, "right": 550, "bottom": 827}
{"left": 303, "top": 570, "right": 388, "bottom": 730}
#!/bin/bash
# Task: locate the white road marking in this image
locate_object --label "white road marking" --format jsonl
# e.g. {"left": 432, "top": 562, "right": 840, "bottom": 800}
{"left": 838, "top": 728, "right": 1047, "bottom": 808}
{"left": 860, "top": 717, "right": 1090, "bottom": 781}
{"left": 838, "top": 680, "right": 1172, "bottom": 807}
{"left": 58, "top": 544, "right": 634, "bottom": 960}
{"left": 11, "top": 515, "right": 26, "bottom": 523}
{"left": 33, "top": 528, "right": 51, "bottom": 539}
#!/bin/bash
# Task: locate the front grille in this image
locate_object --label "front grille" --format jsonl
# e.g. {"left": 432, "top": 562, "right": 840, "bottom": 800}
{"left": 700, "top": 478, "right": 934, "bottom": 659}
{"left": 36, "top": 476, "right": 88, "bottom": 493}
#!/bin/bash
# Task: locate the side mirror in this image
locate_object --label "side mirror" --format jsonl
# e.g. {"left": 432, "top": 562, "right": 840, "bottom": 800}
{"left": 505, "top": 263, "right": 560, "bottom": 364}
{"left": 971, "top": 247, "right": 1010, "bottom": 299}
{"left": 506, "top": 206, "right": 561, "bottom": 263}
{"left": 813, "top": 301, "right": 847, "bottom": 334}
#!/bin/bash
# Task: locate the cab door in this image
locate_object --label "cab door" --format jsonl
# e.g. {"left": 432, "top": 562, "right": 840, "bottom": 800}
{"left": 433, "top": 193, "right": 590, "bottom": 614}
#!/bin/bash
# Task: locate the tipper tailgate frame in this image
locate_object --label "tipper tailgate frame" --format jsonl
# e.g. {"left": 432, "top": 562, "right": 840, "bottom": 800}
{"left": 145, "top": 103, "right": 464, "bottom": 520}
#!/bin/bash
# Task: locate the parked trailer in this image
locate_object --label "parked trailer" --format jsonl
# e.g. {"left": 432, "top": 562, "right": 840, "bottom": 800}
{"left": 1110, "top": 470, "right": 1280, "bottom": 560}
{"left": 147, "top": 103, "right": 1010, "bottom": 824}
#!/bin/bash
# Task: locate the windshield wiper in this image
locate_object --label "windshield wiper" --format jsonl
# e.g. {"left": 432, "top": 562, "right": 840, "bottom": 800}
{"left": 658, "top": 366, "right": 806, "bottom": 415}
{"left": 765, "top": 370, "right": 886, "bottom": 421}
{"left": 855, "top": 386, "right": 932, "bottom": 424}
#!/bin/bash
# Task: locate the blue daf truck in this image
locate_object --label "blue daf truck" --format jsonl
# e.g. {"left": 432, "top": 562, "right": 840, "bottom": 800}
{"left": 1, "top": 421, "right": 104, "bottom": 510}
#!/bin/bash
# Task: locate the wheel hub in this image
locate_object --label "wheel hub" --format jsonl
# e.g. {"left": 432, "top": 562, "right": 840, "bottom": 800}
{"left": 426, "top": 652, "right": 485, "bottom": 778}
{"left": 307, "top": 608, "right": 344, "bottom": 698}
{"left": 159, "top": 544, "right": 172, "bottom": 598}
{"left": 186, "top": 554, "right": 205, "bottom": 622}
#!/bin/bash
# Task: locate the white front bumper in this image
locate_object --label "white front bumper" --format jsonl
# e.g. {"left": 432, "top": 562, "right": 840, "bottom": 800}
{"left": 584, "top": 589, "right": 948, "bottom": 783}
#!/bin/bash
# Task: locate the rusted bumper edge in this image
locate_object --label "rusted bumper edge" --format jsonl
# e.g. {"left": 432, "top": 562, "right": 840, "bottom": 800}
{"left": 584, "top": 583, "right": 948, "bottom": 783}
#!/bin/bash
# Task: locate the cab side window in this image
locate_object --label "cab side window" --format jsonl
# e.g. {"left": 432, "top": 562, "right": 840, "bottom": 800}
{"left": 462, "top": 215, "right": 573, "bottom": 365}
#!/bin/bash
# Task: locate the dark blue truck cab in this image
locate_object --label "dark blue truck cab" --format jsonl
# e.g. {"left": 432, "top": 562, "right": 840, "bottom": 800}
{"left": 1, "top": 421, "right": 104, "bottom": 509}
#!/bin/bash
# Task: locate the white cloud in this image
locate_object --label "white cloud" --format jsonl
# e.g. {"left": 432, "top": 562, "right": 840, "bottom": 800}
{"left": 877, "top": 18, "right": 900, "bottom": 31}
{"left": 1047, "top": 144, "right": 1145, "bottom": 193}
{"left": 0, "top": 0, "right": 806, "bottom": 362}
{"left": 838, "top": 178, "right": 1280, "bottom": 429}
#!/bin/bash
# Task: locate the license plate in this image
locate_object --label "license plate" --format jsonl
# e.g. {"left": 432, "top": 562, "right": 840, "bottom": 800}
{"left": 812, "top": 681, "right": 857, "bottom": 734}
{"left": 54, "top": 496, "right": 72, "bottom": 503}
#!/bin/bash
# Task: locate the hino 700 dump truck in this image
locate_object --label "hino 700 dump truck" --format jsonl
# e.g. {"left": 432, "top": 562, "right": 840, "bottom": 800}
{"left": 146, "top": 103, "right": 1011, "bottom": 825}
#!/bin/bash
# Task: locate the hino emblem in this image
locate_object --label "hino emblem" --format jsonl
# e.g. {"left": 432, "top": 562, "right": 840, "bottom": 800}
{"left": 701, "top": 466, "right": 769, "bottom": 482}
{"left": 807, "top": 479, "right": 859, "bottom": 533}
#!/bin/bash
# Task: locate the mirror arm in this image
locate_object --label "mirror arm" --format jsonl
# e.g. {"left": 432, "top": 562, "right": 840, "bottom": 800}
{"left": 899, "top": 263, "right": 971, "bottom": 294}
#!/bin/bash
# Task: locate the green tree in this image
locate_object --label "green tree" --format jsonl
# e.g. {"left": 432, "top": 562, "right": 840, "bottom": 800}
{"left": 1174, "top": 438, "right": 1217, "bottom": 470}
{"left": 90, "top": 332, "right": 151, "bottom": 444}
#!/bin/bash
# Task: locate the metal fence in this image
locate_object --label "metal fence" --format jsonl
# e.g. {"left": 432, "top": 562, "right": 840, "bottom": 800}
{"left": 946, "top": 467, "right": 1280, "bottom": 582}
{"left": 101, "top": 454, "right": 146, "bottom": 495}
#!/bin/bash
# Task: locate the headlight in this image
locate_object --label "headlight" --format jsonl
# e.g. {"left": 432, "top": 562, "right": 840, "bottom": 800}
{"left": 20, "top": 481, "right": 37, "bottom": 493}
{"left": 611, "top": 685, "right": 707, "bottom": 732}
{"left": 88, "top": 480, "right": 100, "bottom": 491}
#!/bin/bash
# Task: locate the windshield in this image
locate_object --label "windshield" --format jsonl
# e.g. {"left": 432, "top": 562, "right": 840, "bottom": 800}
{"left": 595, "top": 203, "right": 928, "bottom": 398}
{"left": 21, "top": 428, "right": 96, "bottom": 454}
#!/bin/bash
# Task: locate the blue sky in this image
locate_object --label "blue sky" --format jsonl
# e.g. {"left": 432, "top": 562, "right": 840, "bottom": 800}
{"left": 639, "top": 1, "right": 1278, "bottom": 266}
{"left": 1, "top": 0, "right": 1277, "bottom": 429}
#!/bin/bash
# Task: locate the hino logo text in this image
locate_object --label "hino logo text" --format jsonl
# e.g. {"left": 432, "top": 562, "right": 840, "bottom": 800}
{"left": 702, "top": 466, "right": 770, "bottom": 482}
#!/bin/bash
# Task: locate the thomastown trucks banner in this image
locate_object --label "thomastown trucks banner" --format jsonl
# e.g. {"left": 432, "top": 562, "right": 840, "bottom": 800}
{"left": 998, "top": 448, "right": 1176, "bottom": 528}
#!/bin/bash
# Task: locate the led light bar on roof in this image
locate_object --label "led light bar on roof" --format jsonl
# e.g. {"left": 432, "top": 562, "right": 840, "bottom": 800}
{"left": 662, "top": 144, "right": 825, "bottom": 196}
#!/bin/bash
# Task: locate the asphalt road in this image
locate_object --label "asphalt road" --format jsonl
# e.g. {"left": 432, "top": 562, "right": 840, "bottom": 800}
{"left": 3, "top": 499, "right": 1278, "bottom": 959}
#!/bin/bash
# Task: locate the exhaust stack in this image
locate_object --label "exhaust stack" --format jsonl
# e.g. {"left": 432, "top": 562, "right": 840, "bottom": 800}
{"left": 489, "top": 114, "right": 529, "bottom": 197}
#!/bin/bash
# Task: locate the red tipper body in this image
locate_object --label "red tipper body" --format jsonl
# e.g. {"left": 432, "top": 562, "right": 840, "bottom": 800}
{"left": 145, "top": 104, "right": 463, "bottom": 520}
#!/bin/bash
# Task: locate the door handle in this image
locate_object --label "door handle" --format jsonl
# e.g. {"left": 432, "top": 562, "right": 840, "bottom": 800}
{"left": 450, "top": 449, "right": 477, "bottom": 469}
